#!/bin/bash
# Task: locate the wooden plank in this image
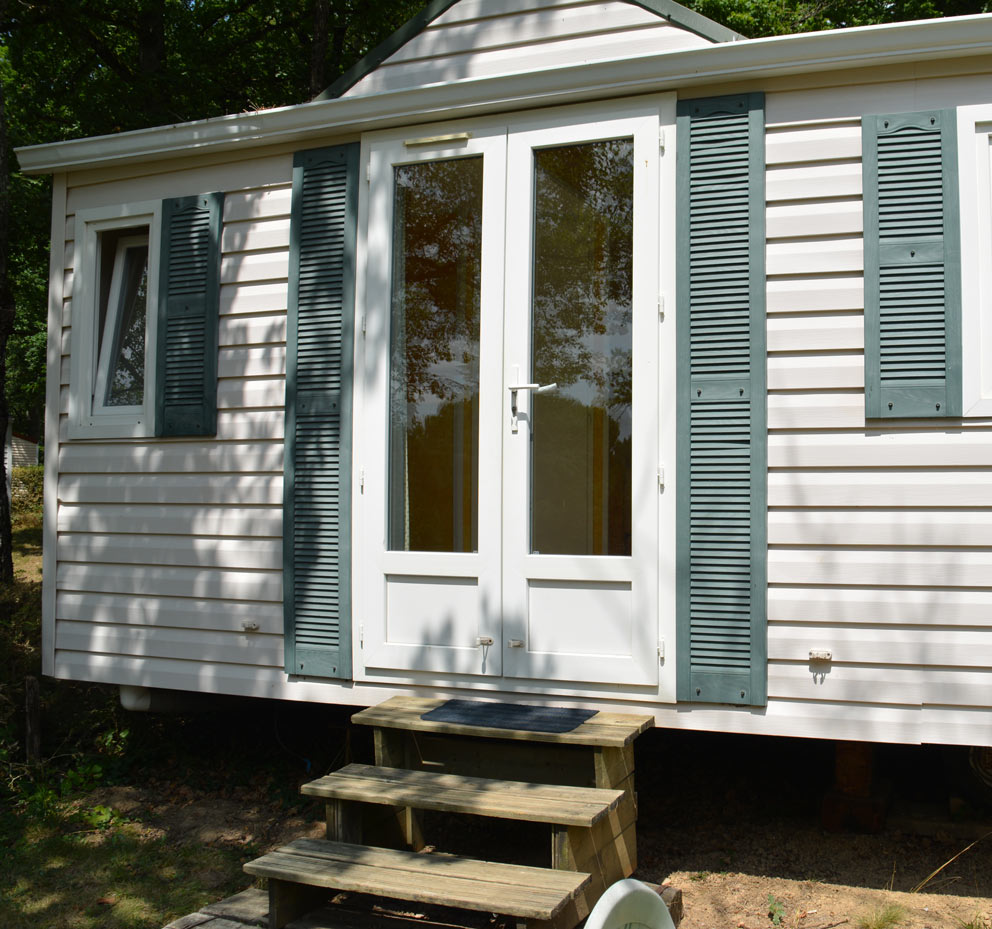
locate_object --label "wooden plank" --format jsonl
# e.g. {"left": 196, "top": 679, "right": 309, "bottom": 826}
{"left": 767, "top": 237, "right": 863, "bottom": 275}
{"left": 767, "top": 354, "right": 863, "bottom": 390}
{"left": 58, "top": 473, "right": 282, "bottom": 506}
{"left": 766, "top": 161, "right": 861, "bottom": 202}
{"left": 767, "top": 199, "right": 862, "bottom": 238}
{"left": 353, "top": 697, "right": 652, "bottom": 747}
{"left": 221, "top": 216, "right": 290, "bottom": 253}
{"left": 59, "top": 441, "right": 285, "bottom": 474}
{"left": 765, "top": 124, "right": 862, "bottom": 165}
{"left": 220, "top": 250, "right": 288, "bottom": 285}
{"left": 768, "top": 509, "right": 992, "bottom": 547}
{"left": 219, "top": 313, "right": 286, "bottom": 348}
{"left": 766, "top": 313, "right": 863, "bottom": 351}
{"left": 243, "top": 840, "right": 589, "bottom": 920}
{"left": 301, "top": 764, "right": 622, "bottom": 826}
{"left": 223, "top": 185, "right": 292, "bottom": 223}
{"left": 218, "top": 345, "right": 286, "bottom": 378}
{"left": 58, "top": 503, "right": 282, "bottom": 536}
{"left": 766, "top": 275, "right": 863, "bottom": 314}
{"left": 768, "top": 548, "right": 992, "bottom": 588}
{"left": 768, "top": 469, "right": 992, "bottom": 508}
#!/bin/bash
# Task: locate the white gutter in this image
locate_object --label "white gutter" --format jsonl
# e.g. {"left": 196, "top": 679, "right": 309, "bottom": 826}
{"left": 16, "top": 13, "right": 992, "bottom": 175}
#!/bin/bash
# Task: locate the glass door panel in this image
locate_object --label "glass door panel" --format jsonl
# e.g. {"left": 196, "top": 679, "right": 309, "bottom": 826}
{"left": 361, "top": 128, "right": 507, "bottom": 677}
{"left": 388, "top": 157, "right": 483, "bottom": 553}
{"left": 503, "top": 110, "right": 660, "bottom": 686}
{"left": 531, "top": 140, "right": 633, "bottom": 557}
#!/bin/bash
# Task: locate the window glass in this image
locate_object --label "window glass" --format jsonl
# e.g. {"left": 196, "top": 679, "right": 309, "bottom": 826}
{"left": 388, "top": 156, "right": 483, "bottom": 552}
{"left": 94, "top": 231, "right": 149, "bottom": 411}
{"left": 103, "top": 244, "right": 148, "bottom": 407}
{"left": 530, "top": 138, "right": 634, "bottom": 556}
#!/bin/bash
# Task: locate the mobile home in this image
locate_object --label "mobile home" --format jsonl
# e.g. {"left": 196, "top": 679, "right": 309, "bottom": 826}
{"left": 18, "top": 0, "right": 992, "bottom": 760}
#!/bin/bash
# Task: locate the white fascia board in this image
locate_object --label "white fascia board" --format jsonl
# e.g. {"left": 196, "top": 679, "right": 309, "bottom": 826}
{"left": 16, "top": 14, "right": 992, "bottom": 176}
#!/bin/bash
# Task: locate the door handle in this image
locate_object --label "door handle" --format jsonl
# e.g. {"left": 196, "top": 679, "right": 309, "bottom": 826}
{"left": 508, "top": 639, "right": 525, "bottom": 648}
{"left": 509, "top": 382, "right": 557, "bottom": 432}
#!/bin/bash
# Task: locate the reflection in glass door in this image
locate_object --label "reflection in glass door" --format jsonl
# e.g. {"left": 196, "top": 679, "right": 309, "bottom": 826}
{"left": 531, "top": 140, "right": 633, "bottom": 557}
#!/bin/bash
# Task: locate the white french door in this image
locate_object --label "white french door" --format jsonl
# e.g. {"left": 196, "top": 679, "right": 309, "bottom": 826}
{"left": 359, "top": 100, "right": 668, "bottom": 690}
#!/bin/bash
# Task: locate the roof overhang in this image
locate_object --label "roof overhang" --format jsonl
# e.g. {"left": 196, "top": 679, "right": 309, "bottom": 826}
{"left": 16, "top": 14, "right": 992, "bottom": 176}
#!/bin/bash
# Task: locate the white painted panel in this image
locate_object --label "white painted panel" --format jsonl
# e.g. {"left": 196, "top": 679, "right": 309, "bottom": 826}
{"left": 769, "top": 470, "right": 992, "bottom": 508}
{"left": 220, "top": 281, "right": 288, "bottom": 315}
{"left": 769, "top": 662, "right": 922, "bottom": 705}
{"left": 56, "top": 563, "right": 282, "bottom": 601}
{"left": 219, "top": 314, "right": 287, "bottom": 348}
{"left": 58, "top": 503, "right": 281, "bottom": 536}
{"left": 222, "top": 217, "right": 290, "bottom": 254}
{"left": 766, "top": 200, "right": 862, "bottom": 238}
{"left": 527, "top": 580, "right": 633, "bottom": 657}
{"left": 766, "top": 124, "right": 861, "bottom": 165}
{"left": 921, "top": 706, "right": 992, "bottom": 746}
{"left": 769, "top": 509, "right": 992, "bottom": 547}
{"left": 56, "top": 620, "right": 282, "bottom": 667}
{"left": 769, "top": 586, "right": 992, "bottom": 627}
{"left": 220, "top": 250, "right": 289, "bottom": 285}
{"left": 391, "top": 4, "right": 668, "bottom": 64}
{"left": 767, "top": 393, "right": 864, "bottom": 430}
{"left": 58, "top": 533, "right": 282, "bottom": 570}
{"left": 59, "top": 441, "right": 284, "bottom": 473}
{"left": 66, "top": 155, "right": 293, "bottom": 213}
{"left": 223, "top": 186, "right": 292, "bottom": 223}
{"left": 767, "top": 237, "right": 863, "bottom": 275}
{"left": 768, "top": 624, "right": 992, "bottom": 668}
{"left": 768, "top": 547, "right": 992, "bottom": 588}
{"left": 767, "top": 354, "right": 863, "bottom": 390}
{"left": 766, "top": 313, "right": 863, "bottom": 351}
{"left": 768, "top": 432, "right": 992, "bottom": 468}
{"left": 385, "top": 575, "right": 480, "bottom": 647}
{"left": 346, "top": 26, "right": 706, "bottom": 96}
{"left": 215, "top": 411, "right": 284, "bottom": 441}
{"left": 216, "top": 377, "right": 285, "bottom": 410}
{"left": 56, "top": 591, "right": 283, "bottom": 633}
{"left": 766, "top": 162, "right": 862, "bottom": 202}
{"left": 766, "top": 276, "right": 863, "bottom": 314}
{"left": 59, "top": 473, "right": 283, "bottom": 505}
{"left": 218, "top": 346, "right": 286, "bottom": 378}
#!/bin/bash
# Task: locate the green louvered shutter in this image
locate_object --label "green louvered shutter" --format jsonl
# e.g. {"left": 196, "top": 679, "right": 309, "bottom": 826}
{"left": 863, "top": 110, "right": 962, "bottom": 419}
{"left": 284, "top": 144, "right": 358, "bottom": 679}
{"left": 676, "top": 93, "right": 767, "bottom": 707}
{"left": 156, "top": 193, "right": 223, "bottom": 437}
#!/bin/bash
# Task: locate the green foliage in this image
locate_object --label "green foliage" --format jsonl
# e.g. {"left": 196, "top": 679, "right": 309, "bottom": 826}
{"left": 767, "top": 893, "right": 786, "bottom": 925}
{"left": 11, "top": 465, "right": 43, "bottom": 515}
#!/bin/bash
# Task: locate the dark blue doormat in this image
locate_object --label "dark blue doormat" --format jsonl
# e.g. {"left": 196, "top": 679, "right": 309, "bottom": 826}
{"left": 421, "top": 699, "right": 597, "bottom": 733}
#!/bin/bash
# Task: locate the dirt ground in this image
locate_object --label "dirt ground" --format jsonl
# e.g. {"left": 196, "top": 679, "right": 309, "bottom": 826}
{"left": 86, "top": 723, "right": 992, "bottom": 929}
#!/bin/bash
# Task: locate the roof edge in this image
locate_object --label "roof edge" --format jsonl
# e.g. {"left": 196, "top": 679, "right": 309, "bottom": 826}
{"left": 630, "top": 0, "right": 743, "bottom": 43}
{"left": 316, "top": 0, "right": 462, "bottom": 101}
{"left": 316, "top": 0, "right": 741, "bottom": 101}
{"left": 16, "top": 14, "right": 992, "bottom": 176}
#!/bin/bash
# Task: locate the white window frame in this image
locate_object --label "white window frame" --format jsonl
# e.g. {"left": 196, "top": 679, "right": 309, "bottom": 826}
{"left": 958, "top": 105, "right": 992, "bottom": 417}
{"left": 69, "top": 201, "right": 161, "bottom": 438}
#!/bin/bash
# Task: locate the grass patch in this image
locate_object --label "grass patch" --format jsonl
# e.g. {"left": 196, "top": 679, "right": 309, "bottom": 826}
{"left": 857, "top": 903, "right": 905, "bottom": 929}
{"left": 0, "top": 812, "right": 251, "bottom": 929}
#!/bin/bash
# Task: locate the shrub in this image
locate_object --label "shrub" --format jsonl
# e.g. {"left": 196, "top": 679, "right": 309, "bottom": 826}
{"left": 11, "top": 465, "right": 43, "bottom": 515}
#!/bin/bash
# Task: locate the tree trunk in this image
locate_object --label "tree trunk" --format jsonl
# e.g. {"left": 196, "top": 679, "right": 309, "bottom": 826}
{"left": 310, "top": 0, "right": 331, "bottom": 98}
{"left": 0, "top": 40, "right": 16, "bottom": 584}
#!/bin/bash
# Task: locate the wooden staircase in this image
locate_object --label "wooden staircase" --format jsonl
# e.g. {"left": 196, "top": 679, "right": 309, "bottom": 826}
{"left": 243, "top": 697, "right": 654, "bottom": 929}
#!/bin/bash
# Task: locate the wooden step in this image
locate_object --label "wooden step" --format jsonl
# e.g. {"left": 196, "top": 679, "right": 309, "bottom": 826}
{"left": 301, "top": 763, "right": 624, "bottom": 827}
{"left": 353, "top": 696, "right": 652, "bottom": 747}
{"left": 244, "top": 838, "right": 591, "bottom": 929}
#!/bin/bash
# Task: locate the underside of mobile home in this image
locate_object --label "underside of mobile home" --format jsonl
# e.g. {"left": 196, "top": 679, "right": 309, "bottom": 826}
{"left": 19, "top": 0, "right": 992, "bottom": 748}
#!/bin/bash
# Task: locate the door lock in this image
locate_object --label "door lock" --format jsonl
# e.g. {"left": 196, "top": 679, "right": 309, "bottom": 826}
{"left": 476, "top": 636, "right": 494, "bottom": 647}
{"left": 508, "top": 639, "right": 525, "bottom": 648}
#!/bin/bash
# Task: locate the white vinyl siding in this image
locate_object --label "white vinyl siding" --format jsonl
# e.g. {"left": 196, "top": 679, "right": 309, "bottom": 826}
{"left": 760, "top": 97, "right": 992, "bottom": 747}
{"left": 342, "top": 0, "right": 714, "bottom": 98}
{"left": 53, "top": 170, "right": 292, "bottom": 689}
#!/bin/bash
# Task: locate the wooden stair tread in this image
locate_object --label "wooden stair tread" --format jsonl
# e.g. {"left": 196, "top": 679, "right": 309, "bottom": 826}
{"left": 352, "top": 696, "right": 652, "bottom": 748}
{"left": 244, "top": 838, "right": 590, "bottom": 920}
{"left": 302, "top": 763, "right": 624, "bottom": 826}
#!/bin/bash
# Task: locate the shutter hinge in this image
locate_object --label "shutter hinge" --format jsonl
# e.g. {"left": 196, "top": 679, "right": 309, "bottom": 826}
{"left": 359, "top": 468, "right": 365, "bottom": 494}
{"left": 658, "top": 295, "right": 665, "bottom": 321}
{"left": 366, "top": 162, "right": 371, "bottom": 183}
{"left": 658, "top": 466, "right": 665, "bottom": 491}
{"left": 360, "top": 623, "right": 364, "bottom": 648}
{"left": 659, "top": 128, "right": 666, "bottom": 154}
{"left": 658, "top": 638, "right": 665, "bottom": 662}
{"left": 361, "top": 311, "right": 367, "bottom": 335}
